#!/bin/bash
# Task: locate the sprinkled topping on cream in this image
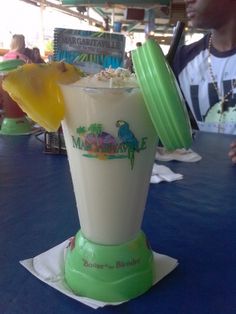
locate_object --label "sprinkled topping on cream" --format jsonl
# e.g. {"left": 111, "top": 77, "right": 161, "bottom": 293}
{"left": 73, "top": 67, "right": 139, "bottom": 88}
{"left": 94, "top": 67, "right": 137, "bottom": 87}
{"left": 95, "top": 67, "right": 132, "bottom": 80}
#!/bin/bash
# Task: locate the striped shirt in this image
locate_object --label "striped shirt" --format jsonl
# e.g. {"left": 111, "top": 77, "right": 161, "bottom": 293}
{"left": 173, "top": 33, "right": 236, "bottom": 134}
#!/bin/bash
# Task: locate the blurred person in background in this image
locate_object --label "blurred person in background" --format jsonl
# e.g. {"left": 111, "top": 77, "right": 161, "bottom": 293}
{"left": 3, "top": 34, "right": 31, "bottom": 63}
{"left": 31, "top": 47, "right": 46, "bottom": 64}
{"left": 123, "top": 51, "right": 133, "bottom": 72}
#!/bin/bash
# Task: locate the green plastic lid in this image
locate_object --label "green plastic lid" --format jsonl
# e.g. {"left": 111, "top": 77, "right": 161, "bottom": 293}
{"left": 0, "top": 59, "right": 25, "bottom": 73}
{"left": 132, "top": 39, "right": 192, "bottom": 150}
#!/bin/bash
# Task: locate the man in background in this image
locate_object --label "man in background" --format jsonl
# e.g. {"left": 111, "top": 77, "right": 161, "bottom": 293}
{"left": 173, "top": 0, "right": 236, "bottom": 162}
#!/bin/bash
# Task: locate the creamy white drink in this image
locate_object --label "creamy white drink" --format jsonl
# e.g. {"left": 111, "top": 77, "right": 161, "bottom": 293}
{"left": 61, "top": 68, "right": 157, "bottom": 245}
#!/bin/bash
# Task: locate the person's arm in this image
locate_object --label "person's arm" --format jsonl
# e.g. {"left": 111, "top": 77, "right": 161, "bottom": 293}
{"left": 228, "top": 142, "right": 236, "bottom": 163}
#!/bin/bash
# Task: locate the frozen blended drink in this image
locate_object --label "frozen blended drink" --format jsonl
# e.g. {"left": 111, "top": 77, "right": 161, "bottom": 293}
{"left": 0, "top": 59, "right": 33, "bottom": 135}
{"left": 61, "top": 68, "right": 157, "bottom": 245}
{"left": 60, "top": 68, "right": 158, "bottom": 302}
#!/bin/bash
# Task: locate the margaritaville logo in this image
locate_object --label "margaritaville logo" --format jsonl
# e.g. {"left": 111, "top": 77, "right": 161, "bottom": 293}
{"left": 71, "top": 120, "right": 148, "bottom": 169}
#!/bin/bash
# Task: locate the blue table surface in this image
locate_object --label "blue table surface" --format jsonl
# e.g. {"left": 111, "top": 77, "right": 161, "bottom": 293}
{"left": 1, "top": 131, "right": 236, "bottom": 314}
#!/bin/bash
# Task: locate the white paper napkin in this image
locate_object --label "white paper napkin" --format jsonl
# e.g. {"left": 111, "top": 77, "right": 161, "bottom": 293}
{"left": 155, "top": 147, "right": 202, "bottom": 162}
{"left": 20, "top": 239, "right": 178, "bottom": 309}
{"left": 150, "top": 164, "right": 183, "bottom": 184}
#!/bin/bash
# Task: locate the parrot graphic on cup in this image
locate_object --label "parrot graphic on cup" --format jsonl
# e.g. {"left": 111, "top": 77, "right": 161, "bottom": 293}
{"left": 116, "top": 120, "right": 139, "bottom": 169}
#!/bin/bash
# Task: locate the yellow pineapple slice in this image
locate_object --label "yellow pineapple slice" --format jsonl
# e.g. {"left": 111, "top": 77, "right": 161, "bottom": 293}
{"left": 2, "top": 62, "right": 84, "bottom": 131}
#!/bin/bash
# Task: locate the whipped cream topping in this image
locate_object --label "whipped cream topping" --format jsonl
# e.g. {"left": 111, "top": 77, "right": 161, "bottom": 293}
{"left": 73, "top": 67, "right": 138, "bottom": 88}
{"left": 95, "top": 67, "right": 132, "bottom": 80}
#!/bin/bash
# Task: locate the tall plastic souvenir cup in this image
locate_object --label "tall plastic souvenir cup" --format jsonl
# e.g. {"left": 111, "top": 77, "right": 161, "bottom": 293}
{"left": 60, "top": 79, "right": 157, "bottom": 302}
{"left": 0, "top": 59, "right": 33, "bottom": 135}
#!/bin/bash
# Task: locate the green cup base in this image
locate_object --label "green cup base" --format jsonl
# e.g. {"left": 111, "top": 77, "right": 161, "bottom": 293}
{"left": 0, "top": 117, "right": 33, "bottom": 135}
{"left": 65, "top": 230, "right": 154, "bottom": 302}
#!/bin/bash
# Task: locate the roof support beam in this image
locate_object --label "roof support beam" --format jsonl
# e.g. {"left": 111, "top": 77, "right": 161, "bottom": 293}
{"left": 61, "top": 0, "right": 170, "bottom": 6}
{"left": 19, "top": 0, "right": 103, "bottom": 26}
